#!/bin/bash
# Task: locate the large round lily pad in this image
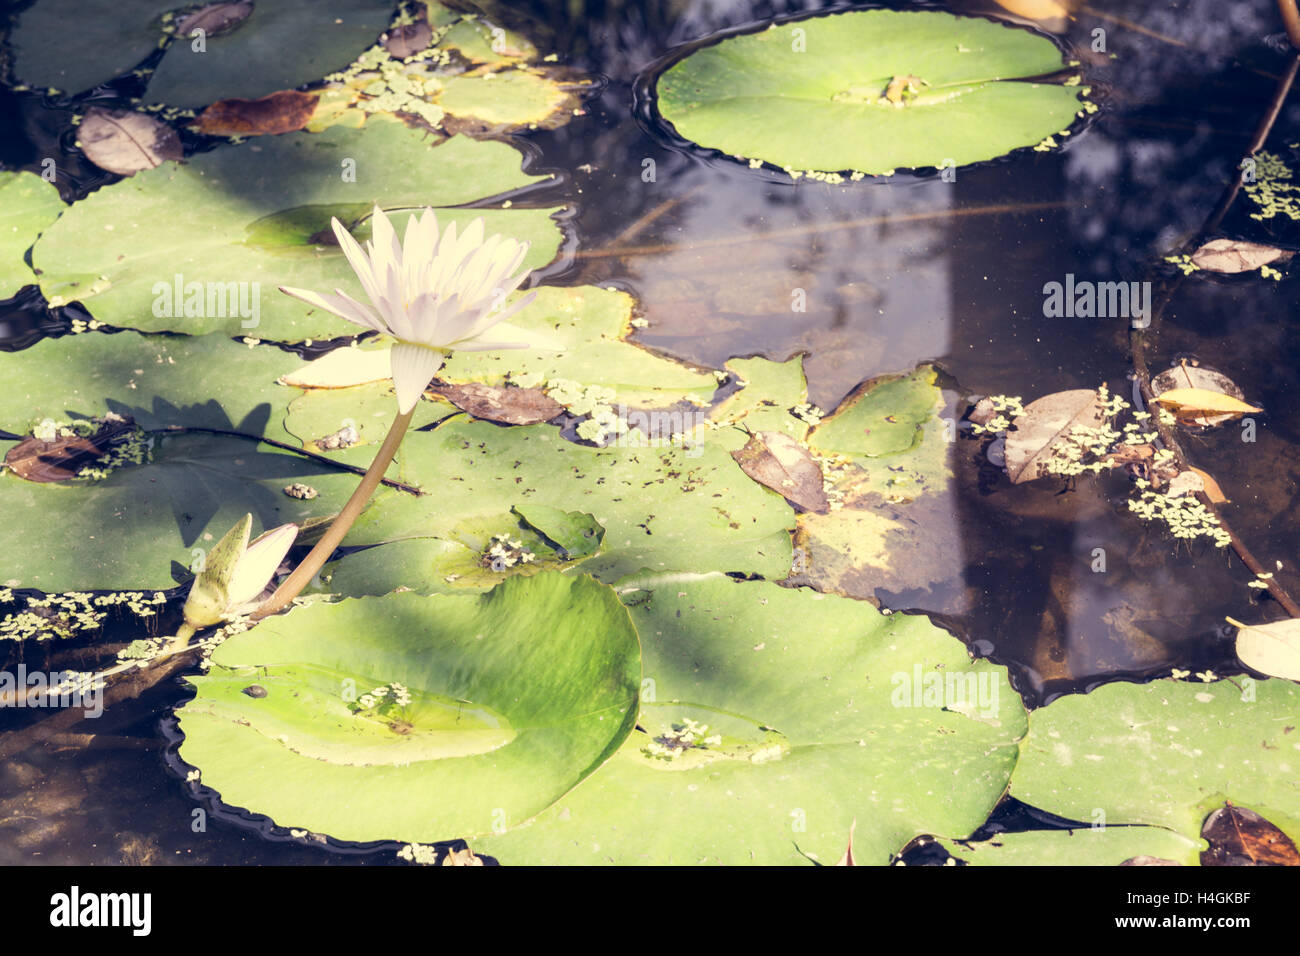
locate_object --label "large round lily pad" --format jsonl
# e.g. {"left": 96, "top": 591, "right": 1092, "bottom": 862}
{"left": 477, "top": 573, "right": 1027, "bottom": 864}
{"left": 1010, "top": 677, "right": 1300, "bottom": 845}
{"left": 176, "top": 573, "right": 641, "bottom": 843}
{"left": 33, "top": 124, "right": 563, "bottom": 341}
{"left": 655, "top": 9, "right": 1084, "bottom": 175}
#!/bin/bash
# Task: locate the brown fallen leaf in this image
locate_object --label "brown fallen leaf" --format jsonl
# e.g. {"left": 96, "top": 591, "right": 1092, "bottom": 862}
{"left": 1201, "top": 805, "right": 1300, "bottom": 866}
{"left": 193, "top": 90, "right": 320, "bottom": 137}
{"left": 4, "top": 416, "right": 136, "bottom": 482}
{"left": 77, "top": 107, "right": 182, "bottom": 176}
{"left": 428, "top": 382, "right": 563, "bottom": 425}
{"left": 385, "top": 21, "right": 432, "bottom": 58}
{"left": 1189, "top": 467, "right": 1229, "bottom": 503}
{"left": 1004, "top": 389, "right": 1107, "bottom": 484}
{"left": 176, "top": 1, "right": 254, "bottom": 38}
{"left": 1190, "top": 238, "right": 1288, "bottom": 274}
{"left": 1231, "top": 616, "right": 1300, "bottom": 681}
{"left": 1153, "top": 387, "right": 1262, "bottom": 417}
{"left": 732, "top": 431, "right": 829, "bottom": 513}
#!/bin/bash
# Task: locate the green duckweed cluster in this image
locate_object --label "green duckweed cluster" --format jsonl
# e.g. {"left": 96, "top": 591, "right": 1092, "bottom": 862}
{"left": 1, "top": 589, "right": 166, "bottom": 642}
{"left": 976, "top": 388, "right": 1229, "bottom": 546}
{"left": 643, "top": 717, "right": 722, "bottom": 761}
{"left": 1244, "top": 151, "right": 1300, "bottom": 222}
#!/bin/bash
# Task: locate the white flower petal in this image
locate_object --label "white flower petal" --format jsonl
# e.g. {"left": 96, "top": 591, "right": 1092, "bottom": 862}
{"left": 279, "top": 285, "right": 376, "bottom": 332}
{"left": 453, "top": 317, "right": 565, "bottom": 352}
{"left": 390, "top": 342, "right": 446, "bottom": 414}
{"left": 331, "top": 218, "right": 385, "bottom": 306}
{"left": 228, "top": 523, "right": 298, "bottom": 609}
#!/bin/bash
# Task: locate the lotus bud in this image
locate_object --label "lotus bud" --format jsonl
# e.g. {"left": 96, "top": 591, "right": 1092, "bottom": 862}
{"left": 183, "top": 514, "right": 298, "bottom": 629}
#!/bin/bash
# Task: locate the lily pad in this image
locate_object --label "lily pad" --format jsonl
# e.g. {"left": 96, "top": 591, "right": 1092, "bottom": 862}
{"left": 477, "top": 573, "right": 1027, "bottom": 864}
{"left": 33, "top": 125, "right": 563, "bottom": 341}
{"left": 655, "top": 9, "right": 1084, "bottom": 175}
{"left": 10, "top": 0, "right": 393, "bottom": 105}
{"left": 439, "top": 286, "right": 718, "bottom": 408}
{"left": 1010, "top": 677, "right": 1300, "bottom": 845}
{"left": 0, "top": 330, "right": 300, "bottom": 443}
{"left": 342, "top": 417, "right": 796, "bottom": 584}
{"left": 796, "top": 367, "right": 957, "bottom": 599}
{"left": 0, "top": 171, "right": 63, "bottom": 297}
{"left": 938, "top": 828, "right": 1204, "bottom": 866}
{"left": 0, "top": 431, "right": 367, "bottom": 591}
{"left": 176, "top": 574, "right": 641, "bottom": 843}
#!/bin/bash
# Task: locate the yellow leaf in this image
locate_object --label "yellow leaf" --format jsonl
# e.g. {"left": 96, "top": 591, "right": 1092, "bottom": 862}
{"left": 279, "top": 347, "right": 391, "bottom": 388}
{"left": 1153, "top": 388, "right": 1261, "bottom": 416}
{"left": 1233, "top": 617, "right": 1300, "bottom": 681}
{"left": 992, "top": 0, "right": 1071, "bottom": 19}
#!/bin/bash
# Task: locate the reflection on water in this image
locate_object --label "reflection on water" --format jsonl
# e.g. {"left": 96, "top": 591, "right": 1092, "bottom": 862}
{"left": 2, "top": 0, "right": 1298, "bottom": 860}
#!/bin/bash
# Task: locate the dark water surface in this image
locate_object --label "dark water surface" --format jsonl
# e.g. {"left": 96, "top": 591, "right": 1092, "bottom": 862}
{"left": 1, "top": 0, "right": 1298, "bottom": 863}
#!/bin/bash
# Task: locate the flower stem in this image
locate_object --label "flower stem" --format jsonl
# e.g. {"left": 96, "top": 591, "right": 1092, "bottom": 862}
{"left": 251, "top": 408, "right": 414, "bottom": 620}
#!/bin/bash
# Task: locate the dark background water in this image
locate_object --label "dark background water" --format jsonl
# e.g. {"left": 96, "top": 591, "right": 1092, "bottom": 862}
{"left": 1, "top": 0, "right": 1297, "bottom": 863}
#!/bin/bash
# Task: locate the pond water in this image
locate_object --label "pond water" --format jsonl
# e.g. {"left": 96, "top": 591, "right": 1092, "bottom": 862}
{"left": 1, "top": 0, "right": 1297, "bottom": 864}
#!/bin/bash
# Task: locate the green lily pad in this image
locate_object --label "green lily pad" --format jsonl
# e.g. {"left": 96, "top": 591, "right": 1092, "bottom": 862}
{"left": 439, "top": 286, "right": 718, "bottom": 408}
{"left": 0, "top": 431, "right": 369, "bottom": 592}
{"left": 655, "top": 9, "right": 1085, "bottom": 175}
{"left": 176, "top": 574, "right": 641, "bottom": 842}
{"left": 938, "top": 828, "right": 1204, "bottom": 866}
{"left": 434, "top": 69, "right": 579, "bottom": 129}
{"left": 796, "top": 366, "right": 957, "bottom": 599}
{"left": 708, "top": 355, "right": 812, "bottom": 450}
{"left": 344, "top": 418, "right": 795, "bottom": 583}
{"left": 808, "top": 366, "right": 945, "bottom": 462}
{"left": 33, "top": 125, "right": 562, "bottom": 341}
{"left": 512, "top": 504, "right": 604, "bottom": 559}
{"left": 0, "top": 330, "right": 302, "bottom": 437}
{"left": 477, "top": 572, "right": 1027, "bottom": 864}
{"left": 1010, "top": 677, "right": 1300, "bottom": 845}
{"left": 10, "top": 0, "right": 392, "bottom": 104}
{"left": 0, "top": 171, "right": 64, "bottom": 297}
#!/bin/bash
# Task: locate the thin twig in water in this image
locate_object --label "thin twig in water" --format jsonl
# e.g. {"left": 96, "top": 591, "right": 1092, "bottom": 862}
{"left": 577, "top": 201, "right": 1072, "bottom": 260}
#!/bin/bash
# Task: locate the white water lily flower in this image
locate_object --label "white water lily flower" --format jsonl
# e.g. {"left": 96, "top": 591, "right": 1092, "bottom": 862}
{"left": 280, "top": 206, "right": 551, "bottom": 414}
{"left": 183, "top": 514, "right": 299, "bottom": 628}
